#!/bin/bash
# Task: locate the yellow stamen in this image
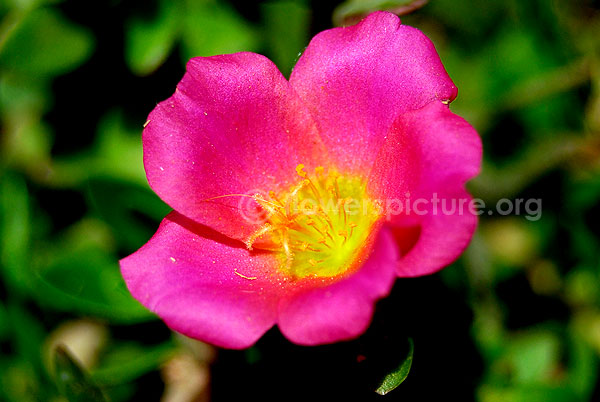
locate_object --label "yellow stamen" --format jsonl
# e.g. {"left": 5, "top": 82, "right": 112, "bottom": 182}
{"left": 338, "top": 230, "right": 348, "bottom": 245}
{"left": 245, "top": 224, "right": 273, "bottom": 250}
{"left": 348, "top": 222, "right": 358, "bottom": 238}
{"left": 296, "top": 164, "right": 307, "bottom": 177}
{"left": 234, "top": 165, "right": 380, "bottom": 278}
{"left": 318, "top": 237, "right": 332, "bottom": 249}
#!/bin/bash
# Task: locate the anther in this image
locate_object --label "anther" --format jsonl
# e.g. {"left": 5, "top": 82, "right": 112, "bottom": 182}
{"left": 306, "top": 219, "right": 325, "bottom": 236}
{"left": 268, "top": 190, "right": 285, "bottom": 207}
{"left": 318, "top": 237, "right": 332, "bottom": 248}
{"left": 324, "top": 226, "right": 335, "bottom": 242}
{"left": 348, "top": 222, "right": 357, "bottom": 238}
{"left": 332, "top": 173, "right": 340, "bottom": 200}
{"left": 316, "top": 208, "right": 335, "bottom": 231}
{"left": 296, "top": 164, "right": 307, "bottom": 177}
{"left": 295, "top": 164, "right": 323, "bottom": 200}
{"left": 338, "top": 198, "right": 348, "bottom": 223}
{"left": 289, "top": 180, "right": 309, "bottom": 199}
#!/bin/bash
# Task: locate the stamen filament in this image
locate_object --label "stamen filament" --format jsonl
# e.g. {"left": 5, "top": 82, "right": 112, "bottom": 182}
{"left": 318, "top": 238, "right": 332, "bottom": 249}
{"left": 324, "top": 227, "right": 335, "bottom": 242}
{"left": 245, "top": 224, "right": 273, "bottom": 250}
{"left": 268, "top": 190, "right": 285, "bottom": 207}
{"left": 306, "top": 219, "right": 325, "bottom": 237}
{"left": 338, "top": 230, "right": 348, "bottom": 245}
{"left": 348, "top": 222, "right": 357, "bottom": 238}
{"left": 203, "top": 193, "right": 283, "bottom": 211}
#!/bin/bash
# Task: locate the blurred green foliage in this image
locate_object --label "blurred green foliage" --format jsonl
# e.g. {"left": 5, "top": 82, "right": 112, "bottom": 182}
{"left": 0, "top": 0, "right": 599, "bottom": 401}
{"left": 125, "top": 0, "right": 260, "bottom": 75}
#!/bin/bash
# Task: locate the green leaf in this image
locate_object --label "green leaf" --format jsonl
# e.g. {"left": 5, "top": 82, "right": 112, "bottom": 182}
{"left": 92, "top": 342, "right": 176, "bottom": 386}
{"left": 478, "top": 384, "right": 579, "bottom": 402}
{"left": 566, "top": 175, "right": 600, "bottom": 265}
{"left": 125, "top": 0, "right": 180, "bottom": 75}
{"left": 505, "top": 330, "right": 560, "bottom": 384}
{"left": 564, "top": 269, "right": 599, "bottom": 306}
{"left": 0, "top": 173, "right": 31, "bottom": 292}
{"left": 46, "top": 110, "right": 148, "bottom": 187}
{"left": 85, "top": 177, "right": 170, "bottom": 251}
{"left": 4, "top": 120, "right": 54, "bottom": 179}
{"left": 3, "top": 0, "right": 64, "bottom": 11}
{"left": 33, "top": 244, "right": 154, "bottom": 323}
{"left": 333, "top": 0, "right": 427, "bottom": 26}
{"left": 54, "top": 345, "right": 109, "bottom": 402}
{"left": 93, "top": 110, "right": 147, "bottom": 186}
{"left": 0, "top": 7, "right": 94, "bottom": 77}
{"left": 261, "top": 0, "right": 310, "bottom": 77}
{"left": 567, "top": 327, "right": 597, "bottom": 399}
{"left": 6, "top": 303, "right": 46, "bottom": 378}
{"left": 0, "top": 358, "right": 40, "bottom": 402}
{"left": 375, "top": 338, "right": 414, "bottom": 395}
{"left": 0, "top": 73, "right": 48, "bottom": 117}
{"left": 180, "top": 0, "right": 258, "bottom": 61}
{"left": 0, "top": 302, "right": 7, "bottom": 340}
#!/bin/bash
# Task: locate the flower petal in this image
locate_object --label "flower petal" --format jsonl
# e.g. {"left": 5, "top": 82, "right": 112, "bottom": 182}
{"left": 369, "top": 101, "right": 481, "bottom": 199}
{"left": 289, "top": 11, "right": 457, "bottom": 174}
{"left": 368, "top": 101, "right": 482, "bottom": 276}
{"left": 277, "top": 228, "right": 398, "bottom": 345}
{"left": 120, "top": 212, "right": 289, "bottom": 349}
{"left": 393, "top": 189, "right": 478, "bottom": 277}
{"left": 143, "top": 52, "right": 328, "bottom": 241}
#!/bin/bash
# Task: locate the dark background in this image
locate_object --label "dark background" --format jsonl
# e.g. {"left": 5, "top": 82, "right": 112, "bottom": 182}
{"left": 1, "top": 0, "right": 599, "bottom": 401}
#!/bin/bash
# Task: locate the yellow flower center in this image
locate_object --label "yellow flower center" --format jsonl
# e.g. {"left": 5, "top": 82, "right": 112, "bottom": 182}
{"left": 246, "top": 164, "right": 380, "bottom": 279}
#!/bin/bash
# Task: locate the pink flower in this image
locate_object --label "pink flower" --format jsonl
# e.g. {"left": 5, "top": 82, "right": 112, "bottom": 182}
{"left": 120, "top": 11, "right": 481, "bottom": 349}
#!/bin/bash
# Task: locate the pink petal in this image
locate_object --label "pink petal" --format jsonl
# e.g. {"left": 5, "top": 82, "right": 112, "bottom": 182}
{"left": 277, "top": 228, "right": 399, "bottom": 345}
{"left": 143, "top": 52, "right": 328, "bottom": 241}
{"left": 120, "top": 212, "right": 290, "bottom": 349}
{"left": 289, "top": 11, "right": 457, "bottom": 174}
{"left": 369, "top": 101, "right": 481, "bottom": 199}
{"left": 369, "top": 101, "right": 482, "bottom": 276}
{"left": 394, "top": 188, "right": 478, "bottom": 277}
